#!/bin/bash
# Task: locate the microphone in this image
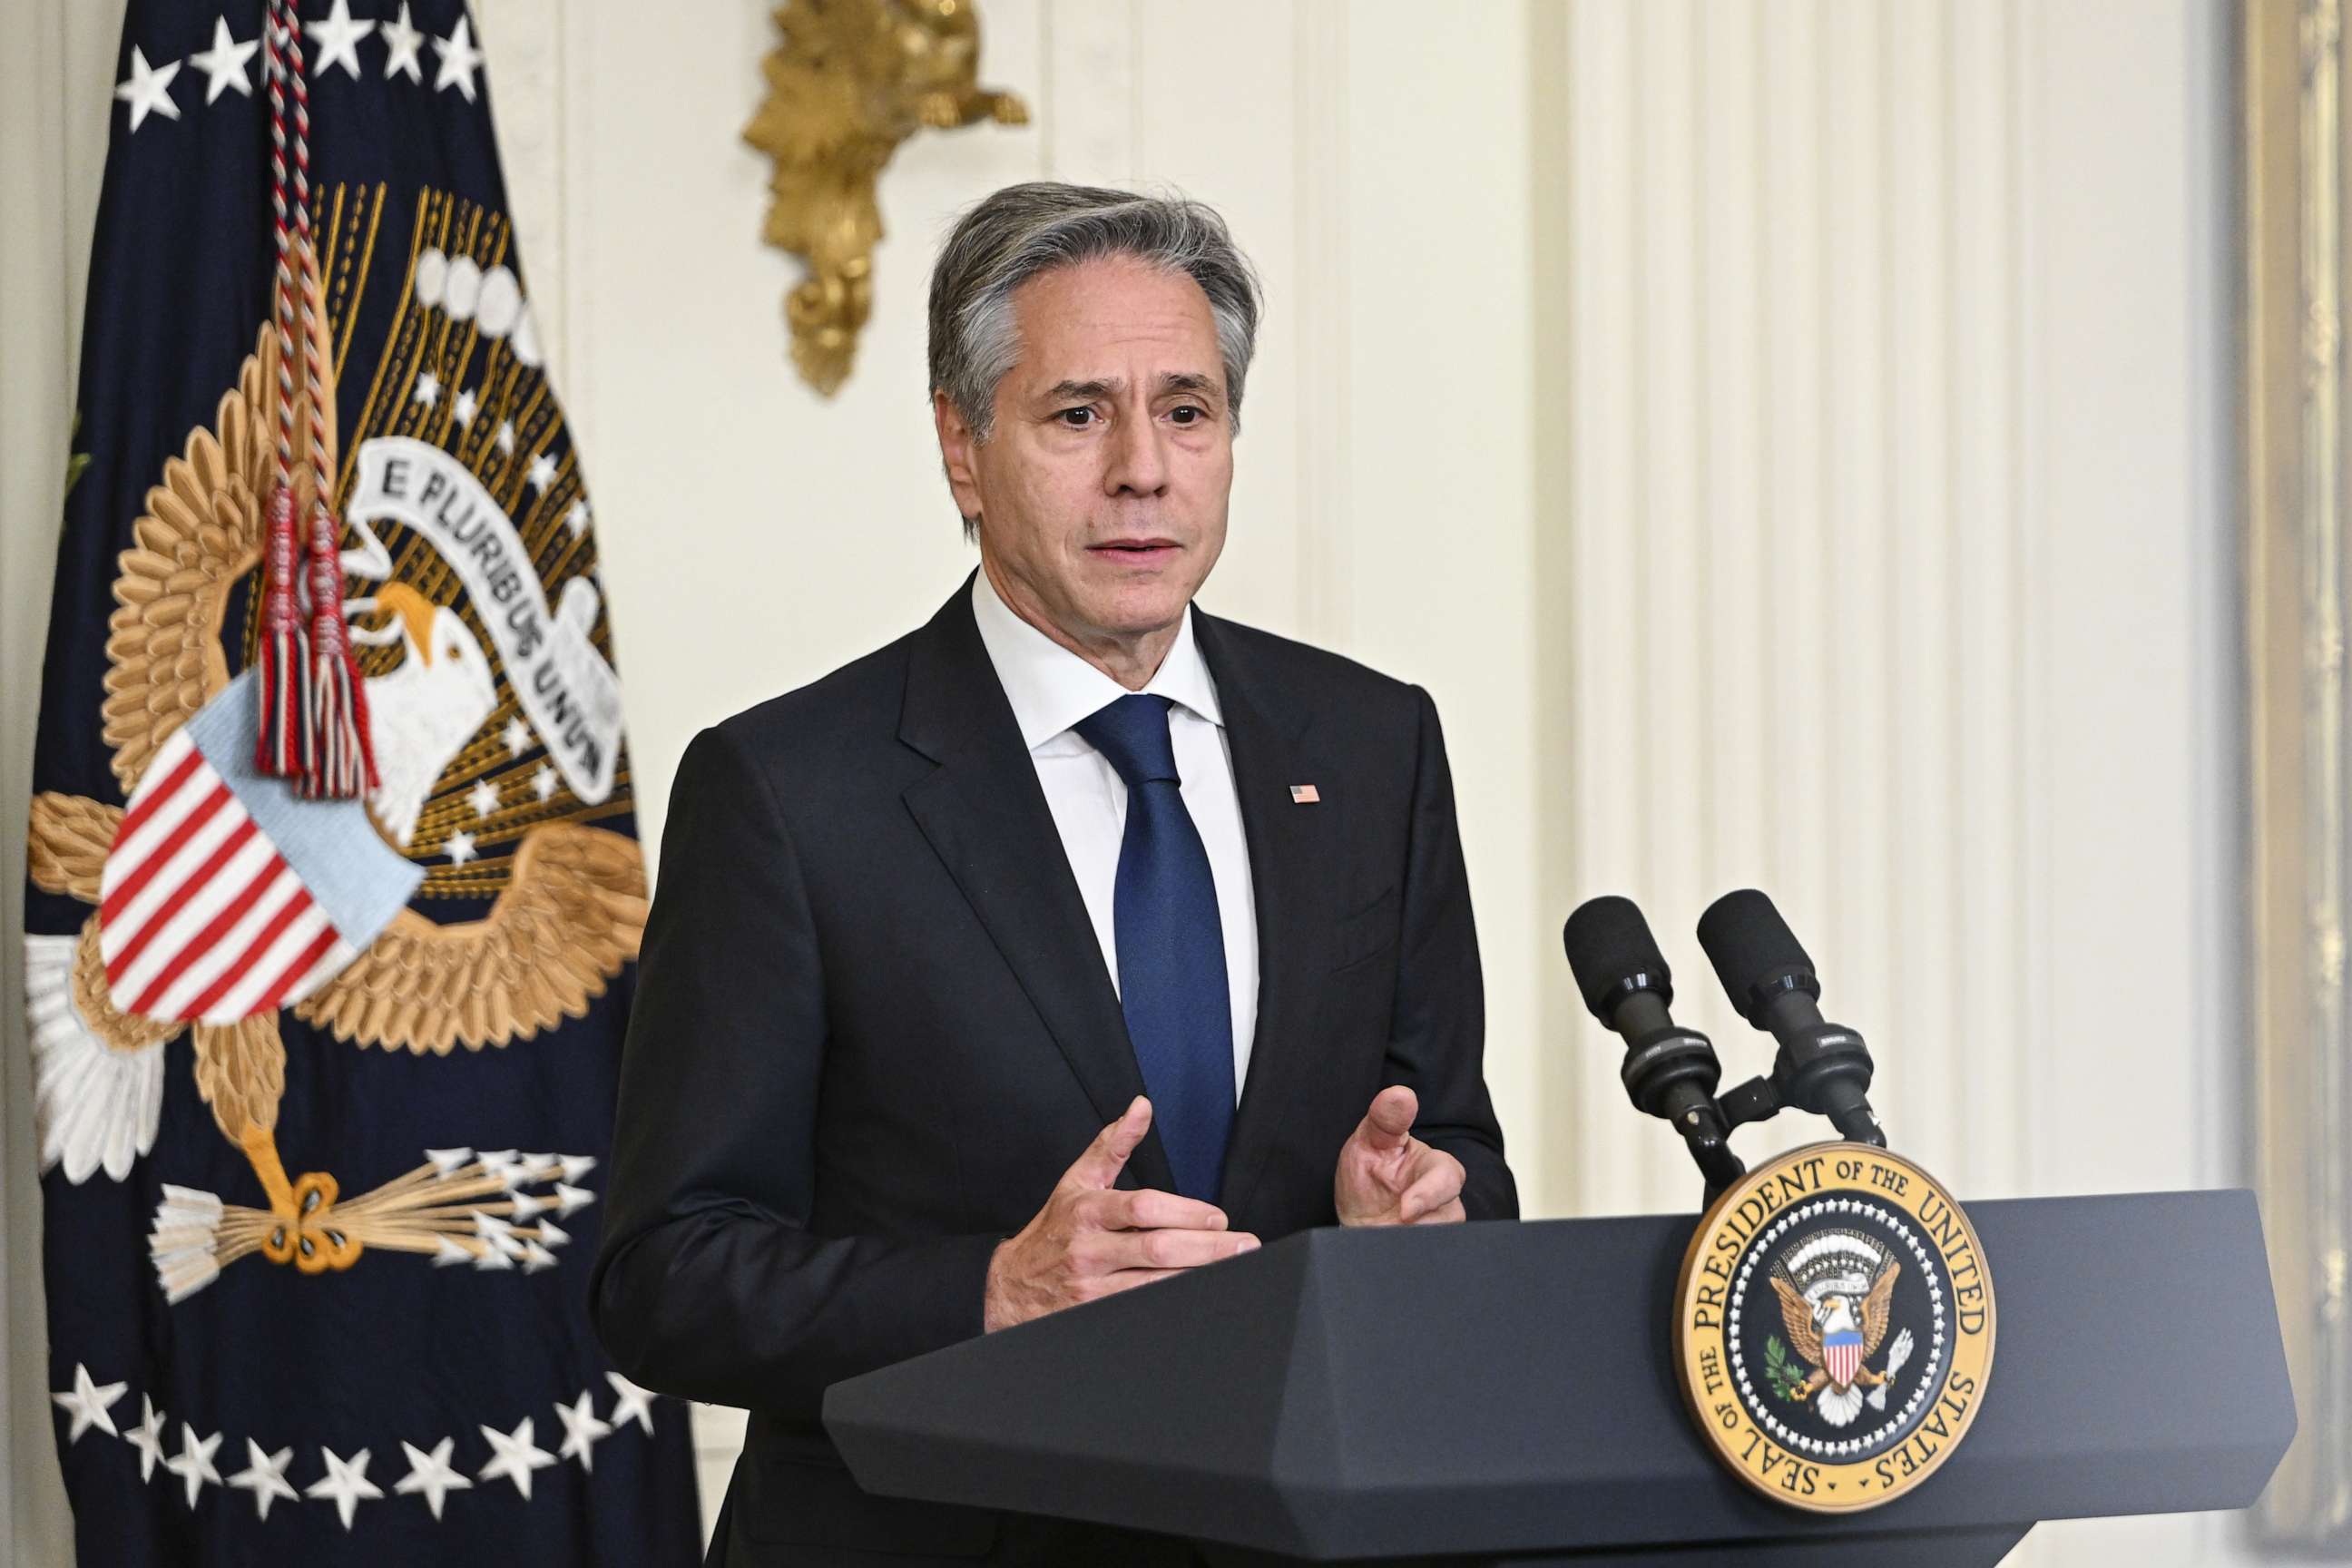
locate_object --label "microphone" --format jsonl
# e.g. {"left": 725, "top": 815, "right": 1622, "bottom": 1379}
{"left": 1563, "top": 896, "right": 1745, "bottom": 1196}
{"left": 1694, "top": 889, "right": 1886, "bottom": 1147}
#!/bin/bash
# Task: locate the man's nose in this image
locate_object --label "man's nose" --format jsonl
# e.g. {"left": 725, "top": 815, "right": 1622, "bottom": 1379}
{"left": 1104, "top": 408, "right": 1170, "bottom": 497}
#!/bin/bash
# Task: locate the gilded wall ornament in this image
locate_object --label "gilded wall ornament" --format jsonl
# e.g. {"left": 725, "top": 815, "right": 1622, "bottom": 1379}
{"left": 744, "top": 0, "right": 1028, "bottom": 396}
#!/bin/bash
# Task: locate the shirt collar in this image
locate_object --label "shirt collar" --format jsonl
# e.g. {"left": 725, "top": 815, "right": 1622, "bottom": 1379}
{"left": 970, "top": 566, "right": 1224, "bottom": 752}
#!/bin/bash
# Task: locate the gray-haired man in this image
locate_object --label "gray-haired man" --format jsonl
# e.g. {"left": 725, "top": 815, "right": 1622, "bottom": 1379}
{"left": 594, "top": 182, "right": 1517, "bottom": 1566}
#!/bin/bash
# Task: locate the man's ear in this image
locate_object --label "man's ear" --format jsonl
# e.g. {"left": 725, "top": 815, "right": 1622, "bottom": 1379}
{"left": 933, "top": 389, "right": 986, "bottom": 524}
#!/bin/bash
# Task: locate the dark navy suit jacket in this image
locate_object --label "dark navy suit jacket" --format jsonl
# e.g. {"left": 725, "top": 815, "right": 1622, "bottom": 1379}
{"left": 592, "top": 579, "right": 1517, "bottom": 1565}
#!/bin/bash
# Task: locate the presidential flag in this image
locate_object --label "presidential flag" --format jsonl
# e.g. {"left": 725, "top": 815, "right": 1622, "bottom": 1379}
{"left": 24, "top": 2, "right": 701, "bottom": 1559}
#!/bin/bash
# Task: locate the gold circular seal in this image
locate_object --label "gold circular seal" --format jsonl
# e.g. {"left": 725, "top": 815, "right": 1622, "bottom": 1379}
{"left": 1672, "top": 1142, "right": 1995, "bottom": 1513}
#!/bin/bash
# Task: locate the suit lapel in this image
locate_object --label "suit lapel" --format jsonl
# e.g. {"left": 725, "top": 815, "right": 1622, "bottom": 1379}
{"left": 897, "top": 579, "right": 1177, "bottom": 1195}
{"left": 1193, "top": 611, "right": 1336, "bottom": 1221}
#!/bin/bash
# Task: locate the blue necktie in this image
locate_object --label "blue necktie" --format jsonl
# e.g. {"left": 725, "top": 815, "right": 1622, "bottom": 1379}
{"left": 1074, "top": 694, "right": 1236, "bottom": 1202}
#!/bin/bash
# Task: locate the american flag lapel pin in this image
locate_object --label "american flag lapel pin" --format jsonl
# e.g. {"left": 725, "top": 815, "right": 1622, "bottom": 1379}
{"left": 1289, "top": 784, "right": 1320, "bottom": 804}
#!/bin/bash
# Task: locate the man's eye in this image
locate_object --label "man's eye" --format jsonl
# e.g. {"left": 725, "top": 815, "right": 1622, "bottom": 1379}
{"left": 1170, "top": 405, "right": 1206, "bottom": 426}
{"left": 1056, "top": 407, "right": 1097, "bottom": 428}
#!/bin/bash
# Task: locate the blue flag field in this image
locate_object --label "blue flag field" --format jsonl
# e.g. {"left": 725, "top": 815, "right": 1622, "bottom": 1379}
{"left": 24, "top": 2, "right": 703, "bottom": 1560}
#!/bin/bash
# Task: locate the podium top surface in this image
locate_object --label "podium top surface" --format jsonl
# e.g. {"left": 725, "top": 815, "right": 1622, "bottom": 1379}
{"left": 824, "top": 1189, "right": 2295, "bottom": 1560}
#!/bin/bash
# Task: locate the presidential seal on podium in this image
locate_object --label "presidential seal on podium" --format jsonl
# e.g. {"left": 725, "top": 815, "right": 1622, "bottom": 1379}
{"left": 1563, "top": 889, "right": 2001, "bottom": 1513}
{"left": 1673, "top": 1142, "right": 1995, "bottom": 1511}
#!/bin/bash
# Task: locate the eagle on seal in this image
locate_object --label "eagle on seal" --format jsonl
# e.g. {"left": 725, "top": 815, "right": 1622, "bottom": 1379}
{"left": 1768, "top": 1228, "right": 1917, "bottom": 1428}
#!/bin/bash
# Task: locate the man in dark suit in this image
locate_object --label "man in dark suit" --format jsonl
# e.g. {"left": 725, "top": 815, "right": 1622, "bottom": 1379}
{"left": 593, "top": 182, "right": 1517, "bottom": 1566}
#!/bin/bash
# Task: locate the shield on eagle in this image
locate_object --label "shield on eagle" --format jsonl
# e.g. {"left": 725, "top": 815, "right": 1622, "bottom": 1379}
{"left": 1824, "top": 1326, "right": 1864, "bottom": 1390}
{"left": 95, "top": 674, "right": 420, "bottom": 1025}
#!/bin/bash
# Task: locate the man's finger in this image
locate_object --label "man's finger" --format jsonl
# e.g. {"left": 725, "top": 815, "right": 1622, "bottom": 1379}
{"left": 1409, "top": 1197, "right": 1467, "bottom": 1226}
{"left": 1093, "top": 1228, "right": 1260, "bottom": 1273}
{"left": 1061, "top": 1096, "right": 1152, "bottom": 1191}
{"left": 1104, "top": 1188, "right": 1229, "bottom": 1233}
{"left": 1396, "top": 1153, "right": 1465, "bottom": 1223}
{"left": 1355, "top": 1085, "right": 1419, "bottom": 1154}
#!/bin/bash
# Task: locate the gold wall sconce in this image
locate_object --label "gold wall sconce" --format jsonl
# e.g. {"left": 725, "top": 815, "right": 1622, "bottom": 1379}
{"left": 744, "top": 0, "right": 1028, "bottom": 397}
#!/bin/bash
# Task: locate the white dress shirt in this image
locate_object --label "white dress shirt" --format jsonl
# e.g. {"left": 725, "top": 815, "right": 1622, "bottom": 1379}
{"left": 969, "top": 569, "right": 1259, "bottom": 1096}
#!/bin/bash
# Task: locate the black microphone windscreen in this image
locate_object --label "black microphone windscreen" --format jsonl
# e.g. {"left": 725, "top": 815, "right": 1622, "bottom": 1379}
{"left": 1563, "top": 896, "right": 1673, "bottom": 1021}
{"left": 1695, "top": 889, "right": 1818, "bottom": 1022}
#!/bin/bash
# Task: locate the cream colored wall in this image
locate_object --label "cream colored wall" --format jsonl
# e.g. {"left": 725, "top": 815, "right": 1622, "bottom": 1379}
{"left": 0, "top": 0, "right": 2256, "bottom": 1562}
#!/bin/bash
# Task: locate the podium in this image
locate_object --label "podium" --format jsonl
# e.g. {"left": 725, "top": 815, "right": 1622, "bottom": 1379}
{"left": 824, "top": 1190, "right": 2296, "bottom": 1565}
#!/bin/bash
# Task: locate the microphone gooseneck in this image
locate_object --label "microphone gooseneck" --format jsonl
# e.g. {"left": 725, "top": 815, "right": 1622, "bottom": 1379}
{"left": 1563, "top": 897, "right": 1747, "bottom": 1196}
{"left": 1696, "top": 889, "right": 1886, "bottom": 1148}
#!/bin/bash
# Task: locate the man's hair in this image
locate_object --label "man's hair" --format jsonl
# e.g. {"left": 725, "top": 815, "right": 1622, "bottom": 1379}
{"left": 927, "top": 181, "right": 1265, "bottom": 453}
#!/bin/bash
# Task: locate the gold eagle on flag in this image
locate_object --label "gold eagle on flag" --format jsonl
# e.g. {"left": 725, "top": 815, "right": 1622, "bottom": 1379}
{"left": 26, "top": 220, "right": 642, "bottom": 1301}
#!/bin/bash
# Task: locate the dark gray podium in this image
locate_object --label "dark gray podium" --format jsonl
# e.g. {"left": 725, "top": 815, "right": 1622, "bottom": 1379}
{"left": 824, "top": 1191, "right": 2295, "bottom": 1565}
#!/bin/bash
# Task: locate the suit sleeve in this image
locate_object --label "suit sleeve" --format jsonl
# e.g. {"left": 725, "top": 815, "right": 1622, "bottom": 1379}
{"left": 1387, "top": 686, "right": 1520, "bottom": 1220}
{"left": 590, "top": 723, "right": 1003, "bottom": 1415}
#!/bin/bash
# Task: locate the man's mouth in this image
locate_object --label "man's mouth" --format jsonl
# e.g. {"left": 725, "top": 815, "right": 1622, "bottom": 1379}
{"left": 1089, "top": 538, "right": 1181, "bottom": 562}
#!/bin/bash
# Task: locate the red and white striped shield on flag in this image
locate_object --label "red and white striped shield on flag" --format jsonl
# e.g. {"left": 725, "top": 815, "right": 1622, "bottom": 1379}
{"left": 96, "top": 671, "right": 420, "bottom": 1024}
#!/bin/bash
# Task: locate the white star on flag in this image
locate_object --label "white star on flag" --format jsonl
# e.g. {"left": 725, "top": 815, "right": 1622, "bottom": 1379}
{"left": 127, "top": 1396, "right": 168, "bottom": 1480}
{"left": 533, "top": 765, "right": 559, "bottom": 803}
{"left": 564, "top": 499, "right": 591, "bottom": 536}
{"left": 414, "top": 369, "right": 440, "bottom": 407}
{"left": 445, "top": 828, "right": 476, "bottom": 866}
{"left": 164, "top": 1424, "right": 224, "bottom": 1508}
{"left": 51, "top": 1364, "right": 127, "bottom": 1443}
{"left": 495, "top": 418, "right": 516, "bottom": 456}
{"left": 189, "top": 18, "right": 258, "bottom": 103}
{"left": 393, "top": 1436, "right": 473, "bottom": 1521}
{"left": 434, "top": 15, "right": 485, "bottom": 102}
{"left": 306, "top": 1446, "right": 384, "bottom": 1531}
{"left": 453, "top": 386, "right": 478, "bottom": 427}
{"left": 115, "top": 47, "right": 182, "bottom": 132}
{"left": 228, "top": 1440, "right": 299, "bottom": 1521}
{"left": 526, "top": 453, "right": 558, "bottom": 494}
{"left": 605, "top": 1371, "right": 658, "bottom": 1436}
{"left": 306, "top": 0, "right": 376, "bottom": 79}
{"left": 502, "top": 715, "right": 534, "bottom": 757}
{"left": 467, "top": 777, "right": 501, "bottom": 818}
{"left": 554, "top": 1390, "right": 612, "bottom": 1471}
{"left": 477, "top": 1417, "right": 556, "bottom": 1500}
{"left": 380, "top": 2, "right": 426, "bottom": 83}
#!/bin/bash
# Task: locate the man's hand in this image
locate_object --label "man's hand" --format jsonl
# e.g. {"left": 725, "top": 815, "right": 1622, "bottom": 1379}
{"left": 984, "top": 1096, "right": 1259, "bottom": 1332}
{"left": 1334, "top": 1085, "right": 1467, "bottom": 1226}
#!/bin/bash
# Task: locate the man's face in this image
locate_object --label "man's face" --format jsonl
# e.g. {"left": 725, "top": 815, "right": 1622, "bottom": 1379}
{"left": 937, "top": 255, "right": 1233, "bottom": 648}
